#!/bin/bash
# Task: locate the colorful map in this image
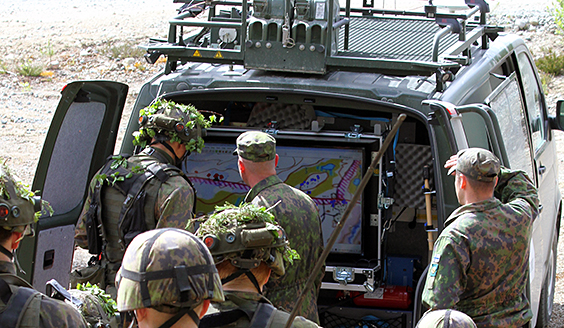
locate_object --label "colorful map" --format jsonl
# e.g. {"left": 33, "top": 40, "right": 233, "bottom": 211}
{"left": 184, "top": 143, "right": 364, "bottom": 254}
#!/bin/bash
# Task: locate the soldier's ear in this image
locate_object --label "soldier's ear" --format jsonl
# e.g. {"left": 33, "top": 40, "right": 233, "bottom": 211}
{"left": 134, "top": 308, "right": 148, "bottom": 322}
{"left": 238, "top": 158, "right": 244, "bottom": 173}
{"left": 275, "top": 154, "right": 279, "bottom": 167}
{"left": 199, "top": 300, "right": 211, "bottom": 318}
{"left": 11, "top": 231, "right": 23, "bottom": 250}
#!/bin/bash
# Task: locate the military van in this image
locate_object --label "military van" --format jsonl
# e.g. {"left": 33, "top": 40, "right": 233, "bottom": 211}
{"left": 19, "top": 0, "right": 564, "bottom": 326}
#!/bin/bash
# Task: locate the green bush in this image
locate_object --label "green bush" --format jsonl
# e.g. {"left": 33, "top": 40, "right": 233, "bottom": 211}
{"left": 17, "top": 60, "right": 43, "bottom": 77}
{"left": 535, "top": 49, "right": 564, "bottom": 75}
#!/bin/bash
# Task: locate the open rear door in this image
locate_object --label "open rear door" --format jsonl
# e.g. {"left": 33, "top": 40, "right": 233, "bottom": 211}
{"left": 18, "top": 81, "right": 128, "bottom": 292}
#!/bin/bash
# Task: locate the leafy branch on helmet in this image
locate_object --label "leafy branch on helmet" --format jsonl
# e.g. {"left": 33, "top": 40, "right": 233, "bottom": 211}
{"left": 76, "top": 282, "right": 118, "bottom": 316}
{"left": 0, "top": 164, "right": 53, "bottom": 220}
{"left": 197, "top": 203, "right": 301, "bottom": 265}
{"left": 93, "top": 155, "right": 144, "bottom": 187}
{"left": 132, "top": 99, "right": 222, "bottom": 153}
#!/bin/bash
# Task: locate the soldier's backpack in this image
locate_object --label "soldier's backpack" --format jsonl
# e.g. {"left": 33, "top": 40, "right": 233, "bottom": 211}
{"left": 0, "top": 277, "right": 41, "bottom": 328}
{"left": 85, "top": 151, "right": 195, "bottom": 256}
{"left": 200, "top": 302, "right": 296, "bottom": 328}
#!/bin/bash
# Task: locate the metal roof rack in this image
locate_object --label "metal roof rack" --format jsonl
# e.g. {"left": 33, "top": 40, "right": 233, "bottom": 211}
{"left": 141, "top": 0, "right": 501, "bottom": 76}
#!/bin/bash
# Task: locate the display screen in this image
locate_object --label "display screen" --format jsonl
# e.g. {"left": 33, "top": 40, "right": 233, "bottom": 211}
{"left": 183, "top": 143, "right": 364, "bottom": 254}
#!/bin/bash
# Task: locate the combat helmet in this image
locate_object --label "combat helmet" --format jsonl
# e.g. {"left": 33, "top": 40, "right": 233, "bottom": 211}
{"left": 416, "top": 309, "right": 477, "bottom": 328}
{"left": 0, "top": 164, "right": 49, "bottom": 235}
{"left": 196, "top": 203, "right": 300, "bottom": 293}
{"left": 132, "top": 99, "right": 216, "bottom": 156}
{"left": 115, "top": 228, "right": 224, "bottom": 327}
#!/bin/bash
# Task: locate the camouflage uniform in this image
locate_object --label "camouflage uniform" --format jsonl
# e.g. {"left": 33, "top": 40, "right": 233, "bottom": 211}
{"left": 0, "top": 164, "right": 88, "bottom": 328}
{"left": 423, "top": 148, "right": 539, "bottom": 328}
{"left": 206, "top": 290, "right": 320, "bottom": 328}
{"left": 236, "top": 131, "right": 324, "bottom": 323}
{"left": 416, "top": 309, "right": 477, "bottom": 328}
{"left": 74, "top": 146, "right": 195, "bottom": 287}
{"left": 0, "top": 261, "right": 88, "bottom": 328}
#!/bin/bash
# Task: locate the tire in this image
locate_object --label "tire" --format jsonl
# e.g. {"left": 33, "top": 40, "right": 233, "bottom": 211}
{"left": 536, "top": 232, "right": 557, "bottom": 327}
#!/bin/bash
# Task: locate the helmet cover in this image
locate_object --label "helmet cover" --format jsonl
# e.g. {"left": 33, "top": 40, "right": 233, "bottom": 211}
{"left": 196, "top": 203, "right": 300, "bottom": 276}
{"left": 132, "top": 99, "right": 218, "bottom": 153}
{"left": 0, "top": 164, "right": 51, "bottom": 232}
{"left": 115, "top": 228, "right": 224, "bottom": 312}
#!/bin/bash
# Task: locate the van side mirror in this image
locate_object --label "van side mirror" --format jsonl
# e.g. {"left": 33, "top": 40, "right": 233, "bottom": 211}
{"left": 549, "top": 100, "right": 564, "bottom": 131}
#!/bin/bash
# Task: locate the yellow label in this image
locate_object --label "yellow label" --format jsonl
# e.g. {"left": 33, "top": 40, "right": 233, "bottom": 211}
{"left": 193, "top": 50, "right": 202, "bottom": 57}
{"left": 214, "top": 51, "right": 223, "bottom": 59}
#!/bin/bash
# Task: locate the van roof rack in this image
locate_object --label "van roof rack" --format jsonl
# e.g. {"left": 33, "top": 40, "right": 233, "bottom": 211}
{"left": 141, "top": 0, "right": 503, "bottom": 76}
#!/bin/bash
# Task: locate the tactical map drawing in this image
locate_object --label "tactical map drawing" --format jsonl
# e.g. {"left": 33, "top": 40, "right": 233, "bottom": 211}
{"left": 184, "top": 143, "right": 364, "bottom": 253}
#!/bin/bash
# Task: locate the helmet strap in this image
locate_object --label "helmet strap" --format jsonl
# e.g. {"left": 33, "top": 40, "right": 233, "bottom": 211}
{"left": 150, "top": 140, "right": 182, "bottom": 167}
{"left": 0, "top": 244, "right": 13, "bottom": 260}
{"left": 13, "top": 249, "right": 26, "bottom": 274}
{"left": 221, "top": 269, "right": 262, "bottom": 295}
{"left": 158, "top": 307, "right": 199, "bottom": 328}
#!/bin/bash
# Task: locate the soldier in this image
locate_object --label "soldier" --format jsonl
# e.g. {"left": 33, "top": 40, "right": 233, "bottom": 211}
{"left": 74, "top": 99, "right": 214, "bottom": 295}
{"left": 0, "top": 164, "right": 88, "bottom": 327}
{"left": 115, "top": 228, "right": 224, "bottom": 328}
{"left": 417, "top": 309, "right": 477, "bottom": 328}
{"left": 196, "top": 203, "right": 320, "bottom": 328}
{"left": 422, "top": 148, "right": 539, "bottom": 327}
{"left": 234, "top": 131, "right": 324, "bottom": 323}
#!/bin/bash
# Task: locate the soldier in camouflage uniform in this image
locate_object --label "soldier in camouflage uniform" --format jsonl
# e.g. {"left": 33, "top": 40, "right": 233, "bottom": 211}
{"left": 74, "top": 99, "right": 213, "bottom": 294}
{"left": 0, "top": 164, "right": 88, "bottom": 328}
{"left": 234, "top": 131, "right": 324, "bottom": 323}
{"left": 422, "top": 148, "right": 539, "bottom": 328}
{"left": 196, "top": 203, "right": 320, "bottom": 328}
{"left": 115, "top": 228, "right": 224, "bottom": 328}
{"left": 416, "top": 309, "right": 477, "bottom": 328}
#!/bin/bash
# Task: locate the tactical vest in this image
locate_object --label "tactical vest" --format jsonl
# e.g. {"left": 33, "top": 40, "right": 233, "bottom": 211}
{"left": 200, "top": 302, "right": 300, "bottom": 328}
{"left": 86, "top": 150, "right": 195, "bottom": 265}
{"left": 0, "top": 277, "right": 41, "bottom": 328}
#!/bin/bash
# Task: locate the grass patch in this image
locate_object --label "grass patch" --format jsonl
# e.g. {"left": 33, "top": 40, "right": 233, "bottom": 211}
{"left": 535, "top": 48, "right": 564, "bottom": 75}
{"left": 17, "top": 60, "right": 43, "bottom": 77}
{"left": 102, "top": 40, "right": 145, "bottom": 59}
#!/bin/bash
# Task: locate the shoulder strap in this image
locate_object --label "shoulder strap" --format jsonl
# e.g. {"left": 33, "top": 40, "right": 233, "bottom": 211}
{"left": 250, "top": 302, "right": 276, "bottom": 328}
{"left": 0, "top": 277, "right": 41, "bottom": 328}
{"left": 199, "top": 309, "right": 248, "bottom": 328}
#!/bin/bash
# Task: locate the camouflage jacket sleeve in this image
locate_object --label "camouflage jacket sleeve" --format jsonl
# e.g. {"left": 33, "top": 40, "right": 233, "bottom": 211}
{"left": 155, "top": 178, "right": 195, "bottom": 230}
{"left": 494, "top": 167, "right": 539, "bottom": 221}
{"left": 422, "top": 234, "right": 470, "bottom": 309}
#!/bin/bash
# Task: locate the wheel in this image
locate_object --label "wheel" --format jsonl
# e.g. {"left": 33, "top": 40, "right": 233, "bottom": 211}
{"left": 536, "top": 233, "right": 557, "bottom": 327}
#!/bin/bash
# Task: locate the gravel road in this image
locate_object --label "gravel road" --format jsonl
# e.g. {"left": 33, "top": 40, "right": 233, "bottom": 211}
{"left": 3, "top": 0, "right": 564, "bottom": 326}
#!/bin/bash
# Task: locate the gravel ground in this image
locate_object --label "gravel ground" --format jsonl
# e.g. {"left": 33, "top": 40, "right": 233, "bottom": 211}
{"left": 3, "top": 0, "right": 564, "bottom": 326}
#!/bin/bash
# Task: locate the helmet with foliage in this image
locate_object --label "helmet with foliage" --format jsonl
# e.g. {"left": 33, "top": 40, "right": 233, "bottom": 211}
{"left": 0, "top": 164, "right": 51, "bottom": 233}
{"left": 196, "top": 203, "right": 300, "bottom": 277}
{"left": 115, "top": 228, "right": 224, "bottom": 316}
{"left": 132, "top": 99, "right": 218, "bottom": 154}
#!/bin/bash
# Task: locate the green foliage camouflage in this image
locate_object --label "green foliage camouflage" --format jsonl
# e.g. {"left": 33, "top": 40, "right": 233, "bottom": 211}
{"left": 76, "top": 282, "right": 118, "bottom": 317}
{"left": 197, "top": 203, "right": 300, "bottom": 265}
{"left": 0, "top": 163, "right": 53, "bottom": 220}
{"left": 93, "top": 155, "right": 144, "bottom": 187}
{"left": 132, "top": 99, "right": 222, "bottom": 153}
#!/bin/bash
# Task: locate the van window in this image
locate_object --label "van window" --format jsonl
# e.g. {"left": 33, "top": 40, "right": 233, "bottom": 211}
{"left": 487, "top": 74, "right": 534, "bottom": 179}
{"left": 516, "top": 51, "right": 545, "bottom": 151}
